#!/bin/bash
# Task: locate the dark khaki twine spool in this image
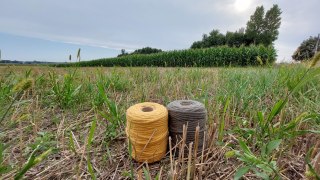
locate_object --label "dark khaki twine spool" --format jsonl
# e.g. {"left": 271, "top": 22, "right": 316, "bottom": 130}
{"left": 167, "top": 100, "right": 207, "bottom": 154}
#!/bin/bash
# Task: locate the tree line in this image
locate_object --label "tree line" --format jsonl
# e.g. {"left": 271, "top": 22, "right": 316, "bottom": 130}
{"left": 118, "top": 5, "right": 282, "bottom": 59}
{"left": 118, "top": 47, "right": 162, "bottom": 57}
{"left": 191, "top": 5, "right": 282, "bottom": 49}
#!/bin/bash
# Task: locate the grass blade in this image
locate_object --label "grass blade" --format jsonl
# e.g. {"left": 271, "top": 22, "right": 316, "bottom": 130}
{"left": 14, "top": 146, "right": 52, "bottom": 180}
{"left": 234, "top": 166, "right": 250, "bottom": 180}
{"left": 218, "top": 96, "right": 230, "bottom": 142}
{"left": 266, "top": 139, "right": 282, "bottom": 155}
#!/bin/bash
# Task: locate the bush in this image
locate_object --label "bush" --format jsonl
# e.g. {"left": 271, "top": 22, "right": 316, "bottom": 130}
{"left": 292, "top": 36, "right": 320, "bottom": 61}
{"left": 117, "top": 47, "right": 162, "bottom": 57}
{"left": 57, "top": 45, "right": 276, "bottom": 67}
{"left": 132, "top": 47, "right": 162, "bottom": 55}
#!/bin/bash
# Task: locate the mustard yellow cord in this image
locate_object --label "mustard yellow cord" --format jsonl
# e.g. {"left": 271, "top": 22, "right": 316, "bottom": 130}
{"left": 126, "top": 102, "right": 168, "bottom": 163}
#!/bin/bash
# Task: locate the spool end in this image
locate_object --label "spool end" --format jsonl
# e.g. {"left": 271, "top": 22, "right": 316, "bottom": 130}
{"left": 180, "top": 101, "right": 192, "bottom": 106}
{"left": 141, "top": 106, "right": 153, "bottom": 112}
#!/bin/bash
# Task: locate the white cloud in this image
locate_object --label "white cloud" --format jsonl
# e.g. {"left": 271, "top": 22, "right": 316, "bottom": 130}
{"left": 0, "top": 0, "right": 319, "bottom": 61}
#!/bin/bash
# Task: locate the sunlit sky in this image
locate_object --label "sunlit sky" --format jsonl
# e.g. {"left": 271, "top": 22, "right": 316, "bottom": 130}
{"left": 0, "top": 0, "right": 319, "bottom": 62}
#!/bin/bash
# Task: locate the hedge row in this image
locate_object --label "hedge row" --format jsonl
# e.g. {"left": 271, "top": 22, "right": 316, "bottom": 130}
{"left": 57, "top": 45, "right": 276, "bottom": 67}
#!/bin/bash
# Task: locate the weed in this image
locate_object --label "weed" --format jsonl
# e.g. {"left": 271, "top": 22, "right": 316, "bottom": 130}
{"left": 14, "top": 146, "right": 52, "bottom": 180}
{"left": 96, "top": 80, "right": 122, "bottom": 141}
{"left": 232, "top": 62, "right": 320, "bottom": 179}
{"left": 48, "top": 70, "right": 82, "bottom": 108}
{"left": 87, "top": 118, "right": 97, "bottom": 180}
{"left": 0, "top": 143, "right": 11, "bottom": 175}
{"left": 27, "top": 132, "right": 56, "bottom": 154}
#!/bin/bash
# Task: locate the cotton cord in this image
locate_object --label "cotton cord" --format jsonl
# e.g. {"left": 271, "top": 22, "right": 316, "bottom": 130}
{"left": 167, "top": 100, "right": 207, "bottom": 152}
{"left": 126, "top": 102, "right": 168, "bottom": 163}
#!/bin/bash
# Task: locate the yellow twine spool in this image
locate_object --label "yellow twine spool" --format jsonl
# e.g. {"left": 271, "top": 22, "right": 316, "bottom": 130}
{"left": 126, "top": 102, "right": 168, "bottom": 163}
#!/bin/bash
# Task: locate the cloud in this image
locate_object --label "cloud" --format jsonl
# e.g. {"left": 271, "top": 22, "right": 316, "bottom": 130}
{"left": 0, "top": 0, "right": 319, "bottom": 61}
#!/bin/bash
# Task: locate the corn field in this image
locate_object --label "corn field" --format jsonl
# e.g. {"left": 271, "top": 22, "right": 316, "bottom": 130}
{"left": 58, "top": 45, "right": 276, "bottom": 67}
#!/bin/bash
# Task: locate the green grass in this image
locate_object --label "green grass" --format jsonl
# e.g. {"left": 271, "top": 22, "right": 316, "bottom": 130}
{"left": 0, "top": 64, "right": 319, "bottom": 179}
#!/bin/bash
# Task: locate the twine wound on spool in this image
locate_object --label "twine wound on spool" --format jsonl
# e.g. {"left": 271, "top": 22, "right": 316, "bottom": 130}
{"left": 126, "top": 102, "right": 168, "bottom": 163}
{"left": 167, "top": 100, "right": 207, "bottom": 154}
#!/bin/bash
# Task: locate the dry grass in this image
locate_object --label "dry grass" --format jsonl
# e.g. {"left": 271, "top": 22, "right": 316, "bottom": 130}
{"left": 0, "top": 65, "right": 319, "bottom": 179}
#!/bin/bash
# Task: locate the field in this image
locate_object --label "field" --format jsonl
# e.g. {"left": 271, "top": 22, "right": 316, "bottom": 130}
{"left": 0, "top": 65, "right": 320, "bottom": 179}
{"left": 59, "top": 45, "right": 276, "bottom": 67}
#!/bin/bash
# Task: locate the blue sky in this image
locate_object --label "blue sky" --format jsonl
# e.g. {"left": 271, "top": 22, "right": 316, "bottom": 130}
{"left": 0, "top": 32, "right": 118, "bottom": 62}
{"left": 0, "top": 0, "right": 319, "bottom": 62}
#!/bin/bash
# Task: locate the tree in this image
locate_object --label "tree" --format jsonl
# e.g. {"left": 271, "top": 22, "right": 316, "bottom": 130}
{"left": 132, "top": 47, "right": 162, "bottom": 54}
{"left": 246, "top": 6, "right": 265, "bottom": 45}
{"left": 292, "top": 36, "right": 320, "bottom": 61}
{"left": 117, "top": 47, "right": 162, "bottom": 57}
{"left": 262, "top": 4, "right": 282, "bottom": 45}
{"left": 245, "top": 5, "right": 282, "bottom": 46}
{"left": 226, "top": 28, "right": 248, "bottom": 47}
{"left": 117, "top": 49, "right": 128, "bottom": 57}
{"left": 190, "top": 41, "right": 203, "bottom": 49}
{"left": 191, "top": 29, "right": 226, "bottom": 49}
{"left": 190, "top": 4, "right": 281, "bottom": 48}
{"left": 206, "top": 30, "right": 226, "bottom": 47}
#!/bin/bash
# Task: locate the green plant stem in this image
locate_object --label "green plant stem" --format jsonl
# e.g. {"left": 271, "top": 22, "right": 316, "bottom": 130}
{"left": 0, "top": 93, "right": 20, "bottom": 124}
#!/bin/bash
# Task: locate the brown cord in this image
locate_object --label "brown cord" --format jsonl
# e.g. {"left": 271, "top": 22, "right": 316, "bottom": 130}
{"left": 167, "top": 100, "right": 207, "bottom": 154}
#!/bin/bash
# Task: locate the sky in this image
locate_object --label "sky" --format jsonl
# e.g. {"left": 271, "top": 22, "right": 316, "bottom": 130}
{"left": 0, "top": 0, "right": 319, "bottom": 62}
